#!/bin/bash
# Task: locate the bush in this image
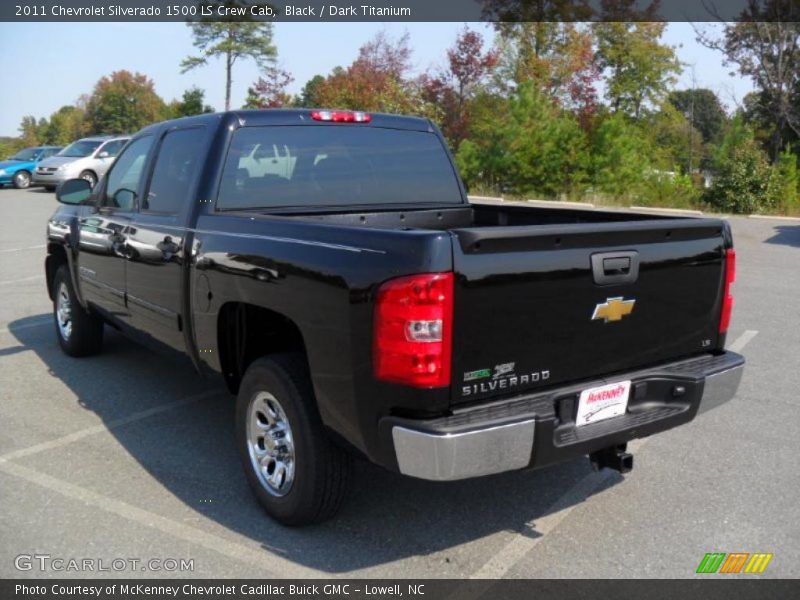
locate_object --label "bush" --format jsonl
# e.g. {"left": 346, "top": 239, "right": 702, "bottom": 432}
{"left": 703, "top": 124, "right": 776, "bottom": 214}
{"left": 769, "top": 149, "right": 799, "bottom": 215}
{"left": 636, "top": 171, "right": 701, "bottom": 209}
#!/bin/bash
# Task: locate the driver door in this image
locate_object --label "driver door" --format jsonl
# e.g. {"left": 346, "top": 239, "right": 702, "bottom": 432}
{"left": 77, "top": 136, "right": 154, "bottom": 321}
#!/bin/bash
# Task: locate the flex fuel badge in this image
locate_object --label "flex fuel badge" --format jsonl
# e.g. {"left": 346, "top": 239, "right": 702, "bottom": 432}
{"left": 462, "top": 362, "right": 550, "bottom": 396}
{"left": 463, "top": 368, "right": 491, "bottom": 382}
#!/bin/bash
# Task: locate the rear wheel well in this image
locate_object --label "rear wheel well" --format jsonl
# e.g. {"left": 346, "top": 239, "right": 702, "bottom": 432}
{"left": 45, "top": 243, "right": 68, "bottom": 300}
{"left": 217, "top": 302, "right": 307, "bottom": 394}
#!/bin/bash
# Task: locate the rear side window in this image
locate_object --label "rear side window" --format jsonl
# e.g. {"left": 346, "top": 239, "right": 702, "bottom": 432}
{"left": 144, "top": 127, "right": 206, "bottom": 214}
{"left": 217, "top": 126, "right": 463, "bottom": 210}
{"left": 98, "top": 139, "right": 127, "bottom": 157}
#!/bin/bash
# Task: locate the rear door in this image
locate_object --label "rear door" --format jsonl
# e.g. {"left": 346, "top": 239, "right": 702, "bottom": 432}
{"left": 450, "top": 219, "right": 727, "bottom": 405}
{"left": 125, "top": 126, "right": 208, "bottom": 352}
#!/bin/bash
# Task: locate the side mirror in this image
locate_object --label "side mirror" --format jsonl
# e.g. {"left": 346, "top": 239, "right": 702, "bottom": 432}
{"left": 56, "top": 178, "right": 92, "bottom": 205}
{"left": 98, "top": 151, "right": 110, "bottom": 159}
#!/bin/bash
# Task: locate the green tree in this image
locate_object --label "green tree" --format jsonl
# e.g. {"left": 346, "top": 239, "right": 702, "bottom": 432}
{"left": 181, "top": 8, "right": 276, "bottom": 111}
{"left": 458, "top": 84, "right": 587, "bottom": 197}
{"left": 170, "top": 87, "right": 214, "bottom": 118}
{"left": 84, "top": 71, "right": 167, "bottom": 134}
{"left": 696, "top": 13, "right": 799, "bottom": 160}
{"left": 594, "top": 21, "right": 681, "bottom": 119}
{"left": 297, "top": 74, "right": 325, "bottom": 107}
{"left": 43, "top": 106, "right": 86, "bottom": 145}
{"left": 589, "top": 112, "right": 650, "bottom": 197}
{"left": 667, "top": 88, "right": 728, "bottom": 144}
{"left": 643, "top": 103, "right": 706, "bottom": 172}
{"left": 18, "top": 115, "right": 44, "bottom": 146}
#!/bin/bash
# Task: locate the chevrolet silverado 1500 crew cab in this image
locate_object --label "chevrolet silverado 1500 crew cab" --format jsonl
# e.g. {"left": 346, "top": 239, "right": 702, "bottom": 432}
{"left": 46, "top": 109, "right": 744, "bottom": 525}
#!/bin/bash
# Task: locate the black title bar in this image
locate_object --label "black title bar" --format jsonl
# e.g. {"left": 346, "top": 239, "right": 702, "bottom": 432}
{"left": 2, "top": 0, "right": 800, "bottom": 22}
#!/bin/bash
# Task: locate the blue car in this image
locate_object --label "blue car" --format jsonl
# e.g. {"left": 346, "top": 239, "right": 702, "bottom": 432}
{"left": 0, "top": 146, "right": 63, "bottom": 189}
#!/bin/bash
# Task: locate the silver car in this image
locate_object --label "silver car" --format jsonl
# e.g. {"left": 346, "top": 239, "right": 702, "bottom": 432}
{"left": 33, "top": 135, "right": 129, "bottom": 190}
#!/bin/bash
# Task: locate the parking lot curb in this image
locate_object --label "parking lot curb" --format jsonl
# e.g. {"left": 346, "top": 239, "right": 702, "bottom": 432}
{"left": 747, "top": 214, "right": 800, "bottom": 222}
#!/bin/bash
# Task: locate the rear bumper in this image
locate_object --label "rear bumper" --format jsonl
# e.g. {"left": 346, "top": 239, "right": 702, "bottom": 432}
{"left": 387, "top": 351, "right": 744, "bottom": 481}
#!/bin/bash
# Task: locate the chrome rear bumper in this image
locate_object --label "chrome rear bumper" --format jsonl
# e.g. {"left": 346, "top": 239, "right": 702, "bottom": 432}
{"left": 391, "top": 352, "right": 744, "bottom": 481}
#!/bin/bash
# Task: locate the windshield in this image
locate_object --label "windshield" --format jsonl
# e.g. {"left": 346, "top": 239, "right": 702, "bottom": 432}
{"left": 11, "top": 148, "right": 40, "bottom": 161}
{"left": 217, "top": 126, "right": 463, "bottom": 210}
{"left": 58, "top": 140, "right": 103, "bottom": 158}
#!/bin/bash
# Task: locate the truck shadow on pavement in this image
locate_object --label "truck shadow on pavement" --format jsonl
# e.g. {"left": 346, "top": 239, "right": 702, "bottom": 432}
{"left": 9, "top": 314, "right": 622, "bottom": 574}
{"left": 764, "top": 225, "right": 800, "bottom": 248}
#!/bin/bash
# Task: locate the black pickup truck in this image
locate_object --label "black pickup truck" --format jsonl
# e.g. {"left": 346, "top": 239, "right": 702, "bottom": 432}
{"left": 46, "top": 109, "right": 744, "bottom": 525}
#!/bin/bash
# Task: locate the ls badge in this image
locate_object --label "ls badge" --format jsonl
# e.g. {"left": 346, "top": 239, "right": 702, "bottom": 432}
{"left": 592, "top": 297, "right": 635, "bottom": 323}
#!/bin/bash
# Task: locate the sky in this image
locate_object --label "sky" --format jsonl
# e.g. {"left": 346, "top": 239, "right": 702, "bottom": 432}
{"left": 0, "top": 22, "right": 753, "bottom": 138}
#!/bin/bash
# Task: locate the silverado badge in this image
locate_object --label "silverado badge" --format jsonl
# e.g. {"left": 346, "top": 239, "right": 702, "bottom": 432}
{"left": 592, "top": 297, "right": 635, "bottom": 323}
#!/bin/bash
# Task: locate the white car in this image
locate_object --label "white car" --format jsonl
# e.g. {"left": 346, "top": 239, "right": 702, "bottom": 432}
{"left": 33, "top": 135, "right": 129, "bottom": 190}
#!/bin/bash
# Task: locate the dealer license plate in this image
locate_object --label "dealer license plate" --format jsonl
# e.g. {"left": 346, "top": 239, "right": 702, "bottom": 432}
{"left": 575, "top": 380, "right": 631, "bottom": 427}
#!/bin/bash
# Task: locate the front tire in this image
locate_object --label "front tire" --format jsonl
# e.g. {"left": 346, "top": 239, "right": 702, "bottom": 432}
{"left": 236, "top": 354, "right": 351, "bottom": 526}
{"left": 12, "top": 170, "right": 31, "bottom": 189}
{"left": 79, "top": 171, "right": 97, "bottom": 188}
{"left": 53, "top": 265, "right": 104, "bottom": 356}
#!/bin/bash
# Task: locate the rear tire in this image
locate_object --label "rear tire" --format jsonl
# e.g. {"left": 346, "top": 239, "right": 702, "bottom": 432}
{"left": 236, "top": 354, "right": 351, "bottom": 526}
{"left": 53, "top": 265, "right": 103, "bottom": 356}
{"left": 12, "top": 170, "right": 31, "bottom": 189}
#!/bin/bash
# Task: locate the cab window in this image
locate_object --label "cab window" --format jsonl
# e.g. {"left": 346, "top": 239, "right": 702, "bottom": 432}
{"left": 144, "top": 127, "right": 206, "bottom": 214}
{"left": 102, "top": 136, "right": 154, "bottom": 210}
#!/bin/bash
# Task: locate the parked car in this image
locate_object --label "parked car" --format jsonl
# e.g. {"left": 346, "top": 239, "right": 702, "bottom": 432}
{"left": 33, "top": 135, "right": 129, "bottom": 191}
{"left": 0, "top": 146, "right": 62, "bottom": 189}
{"left": 45, "top": 109, "right": 744, "bottom": 526}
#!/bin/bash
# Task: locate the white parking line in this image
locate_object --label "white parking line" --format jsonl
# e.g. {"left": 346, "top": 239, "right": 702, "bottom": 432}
{"left": 470, "top": 470, "right": 616, "bottom": 579}
{"left": 470, "top": 328, "right": 760, "bottom": 579}
{"left": 0, "top": 390, "right": 222, "bottom": 464}
{"left": 0, "top": 275, "right": 44, "bottom": 286}
{"left": 0, "top": 244, "right": 46, "bottom": 254}
{"left": 0, "top": 460, "right": 321, "bottom": 578}
{"left": 728, "top": 330, "right": 758, "bottom": 353}
{"left": 0, "top": 386, "right": 324, "bottom": 575}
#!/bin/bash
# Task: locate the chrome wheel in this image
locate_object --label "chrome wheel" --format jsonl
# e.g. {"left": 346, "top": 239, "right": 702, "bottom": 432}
{"left": 14, "top": 171, "right": 31, "bottom": 189}
{"left": 247, "top": 391, "right": 295, "bottom": 497}
{"left": 56, "top": 282, "right": 72, "bottom": 340}
{"left": 80, "top": 172, "right": 96, "bottom": 188}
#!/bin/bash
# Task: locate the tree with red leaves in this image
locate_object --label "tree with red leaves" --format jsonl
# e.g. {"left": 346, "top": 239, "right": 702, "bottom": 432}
{"left": 244, "top": 65, "right": 294, "bottom": 109}
{"left": 421, "top": 26, "right": 498, "bottom": 147}
{"left": 310, "top": 31, "right": 429, "bottom": 115}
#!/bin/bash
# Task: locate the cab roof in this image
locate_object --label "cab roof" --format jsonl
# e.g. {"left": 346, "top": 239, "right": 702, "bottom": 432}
{"left": 136, "top": 108, "right": 435, "bottom": 136}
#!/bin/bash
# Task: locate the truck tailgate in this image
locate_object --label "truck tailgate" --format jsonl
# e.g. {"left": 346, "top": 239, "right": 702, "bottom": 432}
{"left": 450, "top": 218, "right": 728, "bottom": 405}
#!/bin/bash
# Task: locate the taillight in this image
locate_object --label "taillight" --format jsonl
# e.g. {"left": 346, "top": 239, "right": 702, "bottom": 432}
{"left": 373, "top": 272, "right": 453, "bottom": 388}
{"left": 719, "top": 248, "right": 736, "bottom": 333}
{"left": 310, "top": 110, "right": 371, "bottom": 123}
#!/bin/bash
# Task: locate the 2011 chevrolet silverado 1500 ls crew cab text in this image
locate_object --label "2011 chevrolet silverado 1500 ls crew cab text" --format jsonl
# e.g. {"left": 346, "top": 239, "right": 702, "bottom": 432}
{"left": 45, "top": 109, "right": 744, "bottom": 525}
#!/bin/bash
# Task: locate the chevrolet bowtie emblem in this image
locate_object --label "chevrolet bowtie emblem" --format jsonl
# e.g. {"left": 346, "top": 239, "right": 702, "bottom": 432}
{"left": 592, "top": 297, "right": 636, "bottom": 323}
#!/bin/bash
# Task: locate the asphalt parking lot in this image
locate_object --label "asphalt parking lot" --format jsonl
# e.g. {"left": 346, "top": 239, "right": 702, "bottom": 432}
{"left": 1, "top": 186, "right": 798, "bottom": 579}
